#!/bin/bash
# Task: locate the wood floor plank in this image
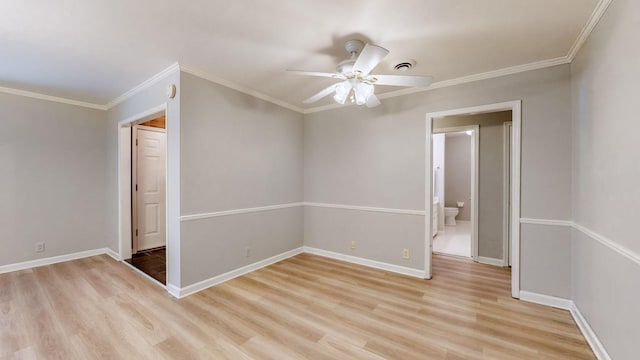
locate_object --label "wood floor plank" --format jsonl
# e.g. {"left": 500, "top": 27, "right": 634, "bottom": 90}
{"left": 0, "top": 253, "right": 595, "bottom": 359}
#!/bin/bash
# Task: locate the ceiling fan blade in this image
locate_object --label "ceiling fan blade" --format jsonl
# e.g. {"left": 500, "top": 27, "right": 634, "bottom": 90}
{"left": 287, "top": 70, "right": 344, "bottom": 79}
{"left": 369, "top": 74, "right": 433, "bottom": 87}
{"left": 365, "top": 93, "right": 381, "bottom": 108}
{"left": 303, "top": 83, "right": 338, "bottom": 103}
{"left": 353, "top": 44, "right": 389, "bottom": 75}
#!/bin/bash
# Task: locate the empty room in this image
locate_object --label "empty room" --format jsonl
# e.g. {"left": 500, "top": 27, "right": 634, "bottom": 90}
{"left": 1, "top": 0, "right": 638, "bottom": 359}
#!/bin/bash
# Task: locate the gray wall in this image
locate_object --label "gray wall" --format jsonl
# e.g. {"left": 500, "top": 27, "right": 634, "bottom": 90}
{"left": 571, "top": 0, "right": 640, "bottom": 358}
{"left": 0, "top": 92, "right": 108, "bottom": 266}
{"left": 444, "top": 134, "right": 471, "bottom": 220}
{"left": 434, "top": 112, "right": 510, "bottom": 260}
{"left": 179, "top": 72, "right": 304, "bottom": 287}
{"left": 304, "top": 64, "right": 573, "bottom": 296}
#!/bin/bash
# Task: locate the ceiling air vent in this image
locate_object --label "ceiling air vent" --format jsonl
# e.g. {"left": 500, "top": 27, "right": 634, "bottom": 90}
{"left": 393, "top": 60, "right": 416, "bottom": 72}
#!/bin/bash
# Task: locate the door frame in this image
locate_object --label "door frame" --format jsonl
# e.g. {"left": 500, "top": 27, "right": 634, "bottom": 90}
{"left": 432, "top": 125, "right": 479, "bottom": 261}
{"left": 425, "top": 100, "right": 521, "bottom": 299}
{"left": 503, "top": 121, "right": 513, "bottom": 267}
{"left": 118, "top": 104, "right": 174, "bottom": 289}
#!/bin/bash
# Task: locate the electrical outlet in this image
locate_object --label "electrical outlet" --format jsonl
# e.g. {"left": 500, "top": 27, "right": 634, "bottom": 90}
{"left": 35, "top": 242, "right": 45, "bottom": 253}
{"left": 351, "top": 241, "right": 356, "bottom": 249}
{"left": 245, "top": 247, "right": 251, "bottom": 257}
{"left": 402, "top": 248, "right": 410, "bottom": 259}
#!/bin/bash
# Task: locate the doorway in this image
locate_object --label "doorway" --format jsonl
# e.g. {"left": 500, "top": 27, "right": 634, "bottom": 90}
{"left": 425, "top": 101, "right": 521, "bottom": 298}
{"left": 118, "top": 108, "right": 169, "bottom": 286}
{"left": 432, "top": 126, "right": 478, "bottom": 260}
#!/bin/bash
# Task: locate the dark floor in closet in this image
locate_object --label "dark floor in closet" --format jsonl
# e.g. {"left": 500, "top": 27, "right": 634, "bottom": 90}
{"left": 125, "top": 247, "right": 166, "bottom": 285}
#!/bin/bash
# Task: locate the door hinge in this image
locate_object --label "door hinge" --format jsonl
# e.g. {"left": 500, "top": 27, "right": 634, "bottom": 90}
{"left": 135, "top": 184, "right": 138, "bottom": 191}
{"left": 135, "top": 229, "right": 138, "bottom": 236}
{"left": 136, "top": 139, "right": 138, "bottom": 146}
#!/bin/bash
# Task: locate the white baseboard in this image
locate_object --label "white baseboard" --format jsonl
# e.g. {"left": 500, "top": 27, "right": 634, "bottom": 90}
{"left": 519, "top": 290, "right": 573, "bottom": 310}
{"left": 520, "top": 291, "right": 610, "bottom": 360}
{"left": 303, "top": 247, "right": 426, "bottom": 279}
{"left": 0, "top": 248, "right": 113, "bottom": 274}
{"left": 569, "top": 303, "right": 611, "bottom": 360}
{"left": 477, "top": 256, "right": 505, "bottom": 267}
{"left": 105, "top": 248, "right": 121, "bottom": 261}
{"left": 173, "top": 247, "right": 304, "bottom": 299}
{"left": 166, "top": 284, "right": 181, "bottom": 298}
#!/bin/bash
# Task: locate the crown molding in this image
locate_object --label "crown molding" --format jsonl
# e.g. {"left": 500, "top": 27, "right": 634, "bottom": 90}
{"left": 179, "top": 65, "right": 305, "bottom": 114}
{"left": 0, "top": 86, "right": 106, "bottom": 110}
{"left": 303, "top": 0, "right": 612, "bottom": 114}
{"left": 566, "top": 0, "right": 613, "bottom": 61}
{"left": 0, "top": 1, "right": 611, "bottom": 114}
{"left": 105, "top": 62, "right": 180, "bottom": 109}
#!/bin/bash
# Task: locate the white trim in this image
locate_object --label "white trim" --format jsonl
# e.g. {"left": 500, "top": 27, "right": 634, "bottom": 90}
{"left": 426, "top": 100, "right": 522, "bottom": 299}
{"left": 2, "top": 0, "right": 612, "bottom": 117}
{"left": 304, "top": 202, "right": 424, "bottom": 216}
{"left": 172, "top": 247, "right": 304, "bottom": 298}
{"left": 118, "top": 104, "right": 168, "bottom": 127}
{"left": 569, "top": 302, "right": 612, "bottom": 360}
{"left": 106, "top": 248, "right": 121, "bottom": 261}
{"left": 0, "top": 248, "right": 114, "bottom": 274}
{"left": 303, "top": 0, "right": 615, "bottom": 117}
{"left": 519, "top": 290, "right": 573, "bottom": 310}
{"left": 180, "top": 203, "right": 304, "bottom": 222}
{"left": 180, "top": 65, "right": 305, "bottom": 114}
{"left": 573, "top": 223, "right": 640, "bottom": 267}
{"left": 106, "top": 63, "right": 180, "bottom": 109}
{"left": 566, "top": 0, "right": 614, "bottom": 61}
{"left": 511, "top": 101, "right": 522, "bottom": 298}
{"left": 303, "top": 247, "right": 426, "bottom": 279}
{"left": 477, "top": 257, "right": 505, "bottom": 267}
{"left": 503, "top": 122, "right": 512, "bottom": 267}
{"left": 0, "top": 86, "right": 106, "bottom": 110}
{"left": 1, "top": 0, "right": 610, "bottom": 116}
{"left": 520, "top": 218, "right": 573, "bottom": 227}
{"left": 425, "top": 116, "right": 433, "bottom": 279}
{"left": 166, "top": 284, "right": 181, "bottom": 298}
{"left": 303, "top": 58, "right": 568, "bottom": 114}
{"left": 454, "top": 220, "right": 471, "bottom": 224}
{"left": 512, "top": 217, "right": 640, "bottom": 268}
{"left": 519, "top": 291, "right": 611, "bottom": 360}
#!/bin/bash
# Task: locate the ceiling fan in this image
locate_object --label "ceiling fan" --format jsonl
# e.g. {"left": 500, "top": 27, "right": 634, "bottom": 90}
{"left": 288, "top": 39, "right": 433, "bottom": 107}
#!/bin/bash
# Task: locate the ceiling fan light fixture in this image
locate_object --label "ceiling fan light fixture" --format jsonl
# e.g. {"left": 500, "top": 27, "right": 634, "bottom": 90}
{"left": 333, "top": 81, "right": 352, "bottom": 104}
{"left": 354, "top": 82, "right": 374, "bottom": 105}
{"left": 288, "top": 39, "right": 432, "bottom": 108}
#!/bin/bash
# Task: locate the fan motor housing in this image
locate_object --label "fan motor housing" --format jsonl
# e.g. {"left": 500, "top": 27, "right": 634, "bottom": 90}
{"left": 336, "top": 59, "right": 355, "bottom": 74}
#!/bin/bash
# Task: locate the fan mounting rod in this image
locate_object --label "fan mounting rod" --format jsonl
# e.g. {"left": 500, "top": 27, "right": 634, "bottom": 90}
{"left": 344, "top": 39, "right": 364, "bottom": 56}
{"left": 336, "top": 39, "right": 365, "bottom": 74}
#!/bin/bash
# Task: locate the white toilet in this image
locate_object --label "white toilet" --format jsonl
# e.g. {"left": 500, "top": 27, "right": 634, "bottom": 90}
{"left": 444, "top": 207, "right": 459, "bottom": 226}
{"left": 444, "top": 202, "right": 464, "bottom": 226}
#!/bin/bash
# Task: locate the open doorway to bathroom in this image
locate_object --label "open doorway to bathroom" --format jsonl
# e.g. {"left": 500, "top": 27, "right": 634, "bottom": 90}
{"left": 432, "top": 126, "right": 478, "bottom": 259}
{"left": 425, "top": 101, "right": 521, "bottom": 298}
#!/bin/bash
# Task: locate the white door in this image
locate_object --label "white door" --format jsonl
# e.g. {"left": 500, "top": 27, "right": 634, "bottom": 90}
{"left": 135, "top": 127, "right": 166, "bottom": 251}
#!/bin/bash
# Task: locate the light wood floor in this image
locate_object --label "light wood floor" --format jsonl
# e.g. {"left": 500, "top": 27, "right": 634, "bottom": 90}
{"left": 0, "top": 253, "right": 594, "bottom": 359}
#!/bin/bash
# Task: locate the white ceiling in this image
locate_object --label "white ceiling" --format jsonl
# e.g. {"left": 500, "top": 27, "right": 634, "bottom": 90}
{"left": 1, "top": 0, "right": 600, "bottom": 110}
